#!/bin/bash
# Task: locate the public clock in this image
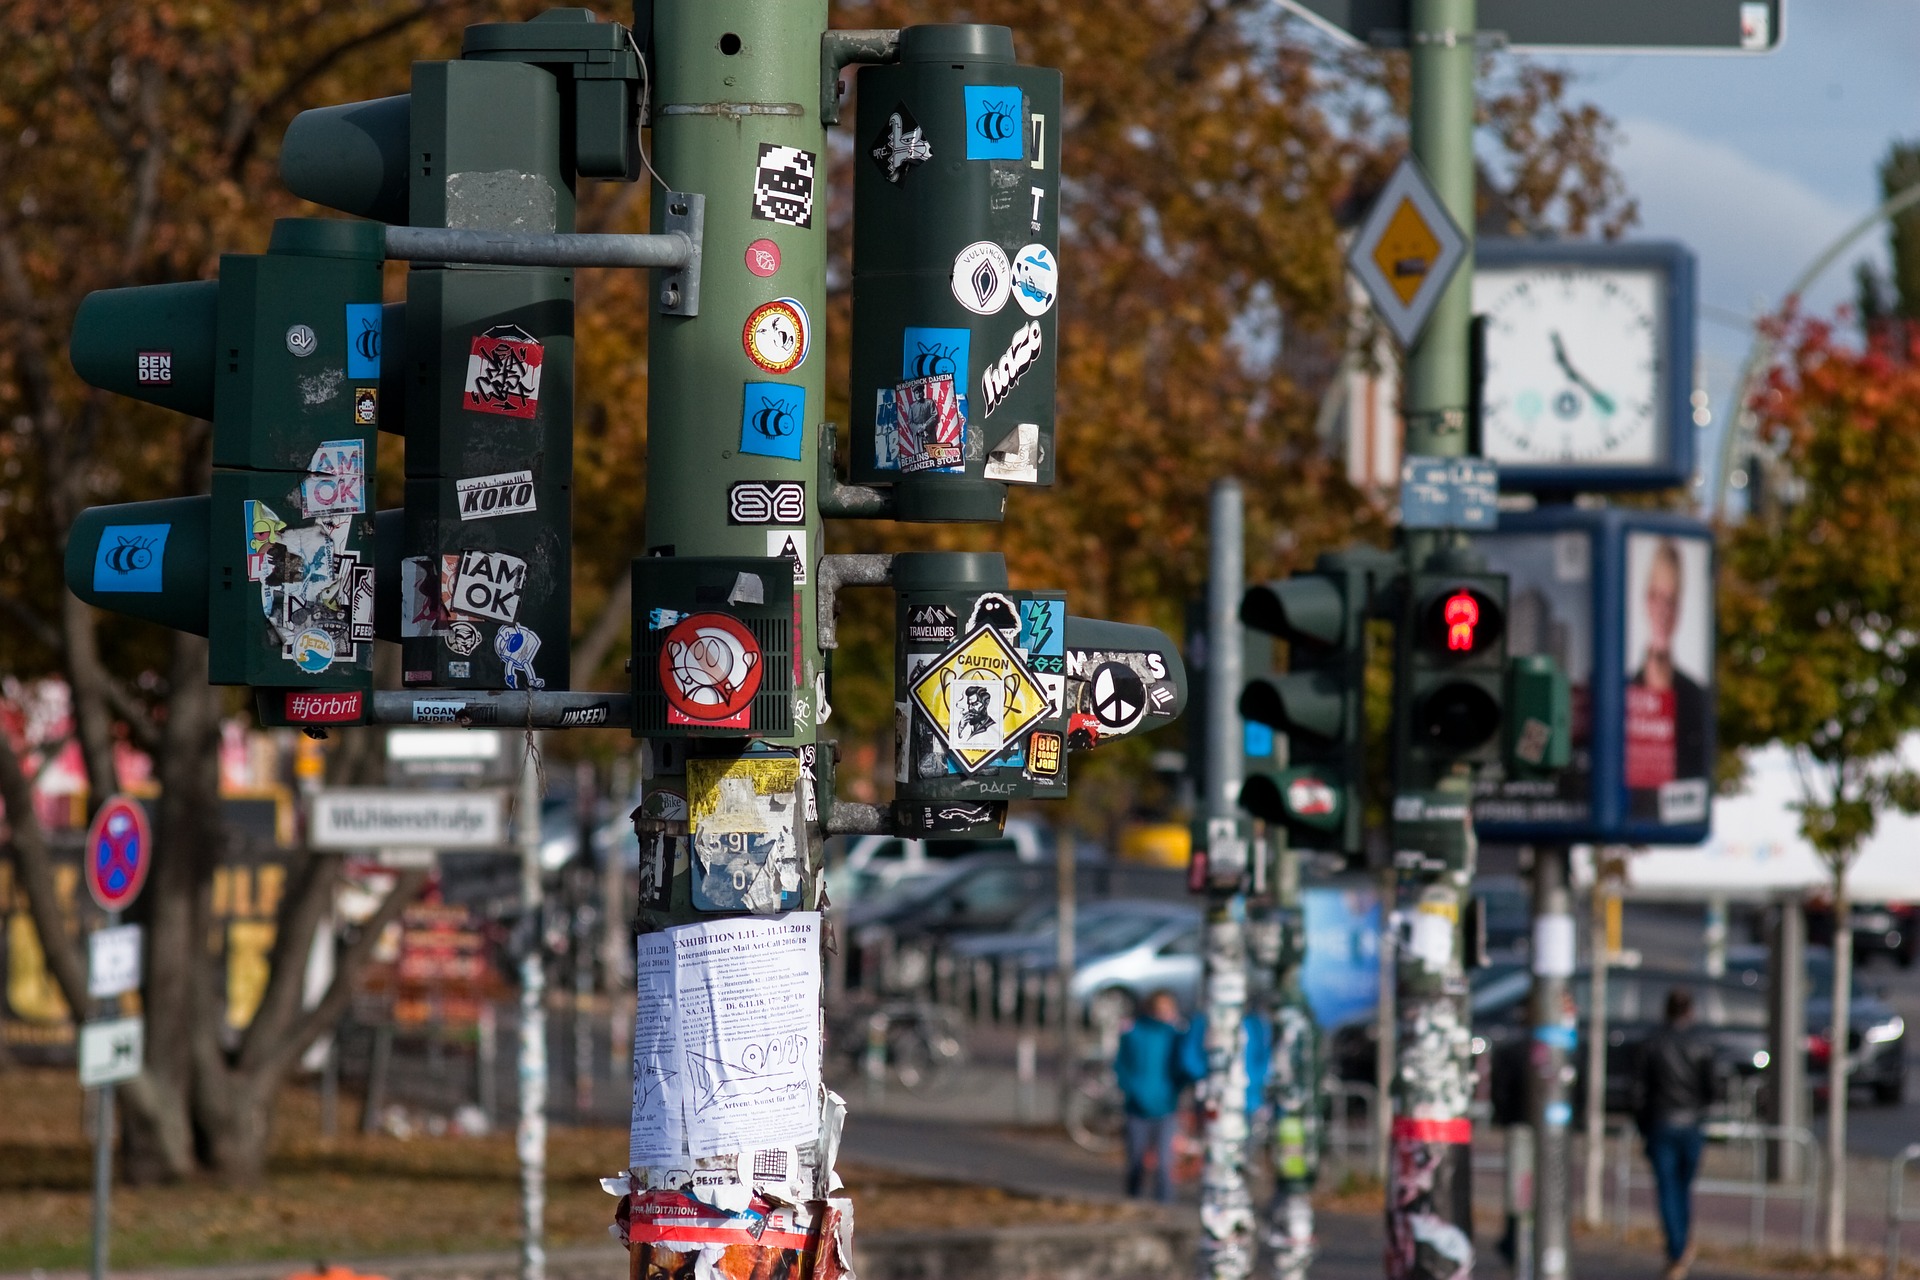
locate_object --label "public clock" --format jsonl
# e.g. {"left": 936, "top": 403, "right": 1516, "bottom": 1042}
{"left": 1472, "top": 241, "right": 1696, "bottom": 492}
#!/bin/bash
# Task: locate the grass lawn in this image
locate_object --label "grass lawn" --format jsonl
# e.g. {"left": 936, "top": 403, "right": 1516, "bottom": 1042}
{"left": 0, "top": 1069, "right": 1138, "bottom": 1272}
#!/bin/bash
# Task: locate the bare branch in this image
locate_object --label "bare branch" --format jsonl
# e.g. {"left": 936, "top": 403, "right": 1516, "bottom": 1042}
{"left": 265, "top": 867, "right": 430, "bottom": 1080}
{"left": 225, "top": 2, "right": 449, "bottom": 177}
{"left": 573, "top": 574, "right": 633, "bottom": 690}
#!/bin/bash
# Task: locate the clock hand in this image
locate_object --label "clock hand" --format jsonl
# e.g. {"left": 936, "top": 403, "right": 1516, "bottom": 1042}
{"left": 1549, "top": 331, "right": 1617, "bottom": 415}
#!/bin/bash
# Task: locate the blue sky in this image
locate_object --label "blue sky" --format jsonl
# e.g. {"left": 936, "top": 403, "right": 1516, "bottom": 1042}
{"left": 1508, "top": 2, "right": 1920, "bottom": 504}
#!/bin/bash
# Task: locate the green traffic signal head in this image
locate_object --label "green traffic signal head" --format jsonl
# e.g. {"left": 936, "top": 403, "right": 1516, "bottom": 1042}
{"left": 1239, "top": 671, "right": 1342, "bottom": 741}
{"left": 64, "top": 496, "right": 211, "bottom": 636}
{"left": 280, "top": 94, "right": 412, "bottom": 224}
{"left": 1241, "top": 576, "right": 1346, "bottom": 647}
{"left": 70, "top": 279, "right": 218, "bottom": 419}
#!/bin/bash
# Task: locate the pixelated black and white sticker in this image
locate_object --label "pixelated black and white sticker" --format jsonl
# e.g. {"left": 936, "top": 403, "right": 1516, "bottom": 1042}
{"left": 751, "top": 143, "right": 816, "bottom": 229}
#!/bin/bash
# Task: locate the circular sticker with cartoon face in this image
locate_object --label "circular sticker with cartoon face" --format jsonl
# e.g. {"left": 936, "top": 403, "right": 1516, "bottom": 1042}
{"left": 742, "top": 298, "right": 809, "bottom": 374}
{"left": 659, "top": 613, "right": 764, "bottom": 724}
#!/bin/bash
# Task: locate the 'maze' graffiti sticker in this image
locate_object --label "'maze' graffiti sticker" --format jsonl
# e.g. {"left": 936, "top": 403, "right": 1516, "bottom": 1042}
{"left": 464, "top": 324, "right": 544, "bottom": 419}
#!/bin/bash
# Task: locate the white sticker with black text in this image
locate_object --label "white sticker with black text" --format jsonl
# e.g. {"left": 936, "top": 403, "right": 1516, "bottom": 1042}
{"left": 455, "top": 470, "right": 538, "bottom": 521}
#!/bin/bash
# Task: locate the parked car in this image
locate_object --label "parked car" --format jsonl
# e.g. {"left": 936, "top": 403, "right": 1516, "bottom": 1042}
{"left": 1009, "top": 901, "right": 1206, "bottom": 1018}
{"left": 1718, "top": 944, "right": 1906, "bottom": 1105}
{"left": 828, "top": 820, "right": 1051, "bottom": 906}
{"left": 1805, "top": 897, "right": 1920, "bottom": 968}
{"left": 1474, "top": 877, "right": 1533, "bottom": 959}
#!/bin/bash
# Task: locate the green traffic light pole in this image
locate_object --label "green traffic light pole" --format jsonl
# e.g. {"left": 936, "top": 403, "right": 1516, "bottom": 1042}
{"left": 1388, "top": 4, "right": 1485, "bottom": 1280}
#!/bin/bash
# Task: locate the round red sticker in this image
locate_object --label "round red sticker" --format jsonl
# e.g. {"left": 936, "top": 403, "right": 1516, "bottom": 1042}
{"left": 659, "top": 613, "right": 764, "bottom": 726}
{"left": 745, "top": 239, "right": 781, "bottom": 278}
{"left": 85, "top": 794, "right": 152, "bottom": 913}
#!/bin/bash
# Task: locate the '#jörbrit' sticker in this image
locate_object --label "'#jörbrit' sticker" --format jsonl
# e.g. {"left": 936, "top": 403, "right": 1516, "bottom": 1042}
{"left": 455, "top": 470, "right": 538, "bottom": 521}
{"left": 464, "top": 324, "right": 544, "bottom": 419}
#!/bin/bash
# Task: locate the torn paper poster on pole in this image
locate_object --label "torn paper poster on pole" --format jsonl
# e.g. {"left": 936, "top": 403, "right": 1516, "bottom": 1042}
{"left": 630, "top": 912, "right": 821, "bottom": 1163}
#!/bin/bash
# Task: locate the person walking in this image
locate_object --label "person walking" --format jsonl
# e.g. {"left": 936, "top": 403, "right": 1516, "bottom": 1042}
{"left": 1633, "top": 987, "right": 1723, "bottom": 1280}
{"left": 1114, "top": 989, "right": 1186, "bottom": 1202}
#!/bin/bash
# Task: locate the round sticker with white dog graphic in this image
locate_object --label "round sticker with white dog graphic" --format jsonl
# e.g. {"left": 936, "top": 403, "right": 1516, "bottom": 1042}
{"left": 659, "top": 613, "right": 763, "bottom": 726}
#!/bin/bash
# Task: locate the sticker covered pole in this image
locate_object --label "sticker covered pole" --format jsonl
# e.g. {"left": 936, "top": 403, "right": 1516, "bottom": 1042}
{"left": 1386, "top": 1, "right": 1481, "bottom": 1277}
{"left": 1197, "top": 478, "right": 1255, "bottom": 1280}
{"left": 1527, "top": 845, "right": 1577, "bottom": 1280}
{"left": 621, "top": 4, "right": 851, "bottom": 1278}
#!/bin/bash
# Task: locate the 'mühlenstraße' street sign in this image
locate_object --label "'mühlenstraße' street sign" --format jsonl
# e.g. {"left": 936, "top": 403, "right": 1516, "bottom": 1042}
{"left": 310, "top": 788, "right": 508, "bottom": 850}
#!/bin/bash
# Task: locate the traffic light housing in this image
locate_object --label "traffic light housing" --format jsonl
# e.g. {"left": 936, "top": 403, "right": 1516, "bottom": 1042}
{"left": 1236, "top": 552, "right": 1380, "bottom": 857}
{"left": 65, "top": 217, "right": 386, "bottom": 697}
{"left": 1395, "top": 568, "right": 1509, "bottom": 791}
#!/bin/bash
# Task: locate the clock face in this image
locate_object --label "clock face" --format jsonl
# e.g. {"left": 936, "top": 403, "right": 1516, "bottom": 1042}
{"left": 1474, "top": 266, "right": 1666, "bottom": 469}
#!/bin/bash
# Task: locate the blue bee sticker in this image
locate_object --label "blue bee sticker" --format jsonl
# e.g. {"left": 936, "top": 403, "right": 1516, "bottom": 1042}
{"left": 964, "top": 86, "right": 1024, "bottom": 161}
{"left": 345, "top": 304, "right": 382, "bottom": 379}
{"left": 93, "top": 524, "right": 170, "bottom": 593}
{"left": 739, "top": 383, "right": 806, "bottom": 461}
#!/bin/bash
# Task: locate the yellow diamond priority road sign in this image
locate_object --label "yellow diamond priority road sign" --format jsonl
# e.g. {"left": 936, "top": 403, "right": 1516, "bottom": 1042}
{"left": 910, "top": 624, "right": 1050, "bottom": 773}
{"left": 1347, "top": 155, "right": 1468, "bottom": 349}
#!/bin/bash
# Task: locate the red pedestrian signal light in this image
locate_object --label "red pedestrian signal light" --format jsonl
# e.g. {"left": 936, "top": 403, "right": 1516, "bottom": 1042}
{"left": 1445, "top": 590, "right": 1478, "bottom": 651}
{"left": 1421, "top": 584, "right": 1503, "bottom": 658}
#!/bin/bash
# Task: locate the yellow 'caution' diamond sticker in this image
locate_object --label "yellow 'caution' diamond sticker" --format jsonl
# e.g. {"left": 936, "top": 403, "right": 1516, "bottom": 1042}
{"left": 909, "top": 624, "right": 1050, "bottom": 773}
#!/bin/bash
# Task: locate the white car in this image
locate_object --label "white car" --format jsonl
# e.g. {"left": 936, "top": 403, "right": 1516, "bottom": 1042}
{"left": 829, "top": 819, "right": 1050, "bottom": 905}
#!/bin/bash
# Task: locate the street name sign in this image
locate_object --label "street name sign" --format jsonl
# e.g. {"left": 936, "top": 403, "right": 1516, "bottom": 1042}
{"left": 79, "top": 1016, "right": 144, "bottom": 1088}
{"left": 310, "top": 788, "right": 508, "bottom": 851}
{"left": 88, "top": 924, "right": 143, "bottom": 999}
{"left": 1347, "top": 156, "right": 1467, "bottom": 349}
{"left": 1278, "top": 0, "right": 1782, "bottom": 51}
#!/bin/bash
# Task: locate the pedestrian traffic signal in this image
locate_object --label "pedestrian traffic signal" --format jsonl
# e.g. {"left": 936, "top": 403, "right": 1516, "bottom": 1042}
{"left": 1236, "top": 551, "right": 1384, "bottom": 857}
{"left": 1395, "top": 567, "right": 1509, "bottom": 791}
{"left": 65, "top": 218, "right": 386, "bottom": 701}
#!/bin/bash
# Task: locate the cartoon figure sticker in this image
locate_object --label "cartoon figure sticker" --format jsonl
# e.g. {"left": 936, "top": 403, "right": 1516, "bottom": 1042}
{"left": 661, "top": 613, "right": 764, "bottom": 730}
{"left": 951, "top": 241, "right": 1012, "bottom": 315}
{"left": 495, "top": 623, "right": 545, "bottom": 690}
{"left": 93, "top": 523, "right": 170, "bottom": 593}
{"left": 869, "top": 103, "right": 932, "bottom": 183}
{"left": 742, "top": 298, "right": 810, "bottom": 375}
{"left": 751, "top": 143, "right": 815, "bottom": 229}
{"left": 353, "top": 387, "right": 378, "bottom": 427}
{"left": 1010, "top": 244, "right": 1058, "bottom": 316}
{"left": 893, "top": 374, "right": 965, "bottom": 474}
{"left": 739, "top": 382, "right": 806, "bottom": 461}
{"left": 909, "top": 624, "right": 1050, "bottom": 773}
{"left": 963, "top": 86, "right": 1024, "bottom": 161}
{"left": 464, "top": 324, "right": 544, "bottom": 419}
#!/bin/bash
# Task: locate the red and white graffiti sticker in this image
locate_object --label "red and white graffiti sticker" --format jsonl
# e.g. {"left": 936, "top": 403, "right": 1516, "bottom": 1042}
{"left": 463, "top": 324, "right": 544, "bottom": 419}
{"left": 659, "top": 613, "right": 764, "bottom": 729}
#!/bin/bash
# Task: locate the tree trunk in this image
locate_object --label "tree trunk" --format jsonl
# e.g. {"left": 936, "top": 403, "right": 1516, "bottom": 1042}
{"left": 1825, "top": 865, "right": 1853, "bottom": 1258}
{"left": 194, "top": 1065, "right": 282, "bottom": 1183}
{"left": 122, "top": 635, "right": 223, "bottom": 1184}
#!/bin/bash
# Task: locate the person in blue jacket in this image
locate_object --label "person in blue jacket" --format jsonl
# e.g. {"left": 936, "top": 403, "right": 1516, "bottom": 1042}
{"left": 1114, "top": 989, "right": 1186, "bottom": 1201}
{"left": 1178, "top": 1007, "right": 1275, "bottom": 1127}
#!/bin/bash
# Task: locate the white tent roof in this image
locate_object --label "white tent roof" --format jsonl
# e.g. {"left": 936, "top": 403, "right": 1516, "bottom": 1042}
{"left": 1592, "top": 743, "right": 1920, "bottom": 904}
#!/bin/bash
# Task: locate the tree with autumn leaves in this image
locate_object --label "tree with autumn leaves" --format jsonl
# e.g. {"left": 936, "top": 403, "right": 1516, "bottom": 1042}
{"left": 0, "top": 0, "right": 1633, "bottom": 1182}
{"left": 1720, "top": 311, "right": 1920, "bottom": 1256}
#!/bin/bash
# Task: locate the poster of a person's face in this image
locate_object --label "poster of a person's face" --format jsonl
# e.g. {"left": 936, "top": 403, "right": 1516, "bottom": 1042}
{"left": 1623, "top": 532, "right": 1713, "bottom": 826}
{"left": 1475, "top": 530, "right": 1595, "bottom": 824}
